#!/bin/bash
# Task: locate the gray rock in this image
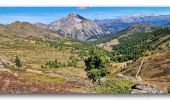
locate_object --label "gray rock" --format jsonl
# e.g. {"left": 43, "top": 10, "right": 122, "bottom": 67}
{"left": 131, "top": 84, "right": 167, "bottom": 93}
{"left": 48, "top": 13, "right": 105, "bottom": 41}
{"left": 99, "top": 77, "right": 106, "bottom": 83}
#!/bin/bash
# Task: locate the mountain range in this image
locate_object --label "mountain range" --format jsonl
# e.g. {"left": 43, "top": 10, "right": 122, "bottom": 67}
{"left": 34, "top": 14, "right": 170, "bottom": 41}
{"left": 95, "top": 15, "right": 170, "bottom": 34}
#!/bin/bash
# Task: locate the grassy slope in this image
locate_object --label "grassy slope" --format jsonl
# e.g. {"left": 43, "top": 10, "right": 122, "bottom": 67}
{"left": 120, "top": 48, "right": 170, "bottom": 91}
{"left": 0, "top": 21, "right": 95, "bottom": 68}
{"left": 0, "top": 22, "right": 94, "bottom": 93}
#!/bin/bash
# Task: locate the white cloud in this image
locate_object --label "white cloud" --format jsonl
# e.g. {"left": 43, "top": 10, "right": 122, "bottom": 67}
{"left": 77, "top": 7, "right": 90, "bottom": 10}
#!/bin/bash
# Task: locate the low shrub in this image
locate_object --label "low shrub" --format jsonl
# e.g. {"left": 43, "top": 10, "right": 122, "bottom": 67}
{"left": 45, "top": 59, "right": 66, "bottom": 68}
{"left": 94, "top": 80, "right": 136, "bottom": 93}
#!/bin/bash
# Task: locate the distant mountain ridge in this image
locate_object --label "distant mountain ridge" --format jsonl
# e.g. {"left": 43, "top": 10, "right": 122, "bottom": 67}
{"left": 95, "top": 15, "right": 170, "bottom": 34}
{"left": 34, "top": 22, "right": 48, "bottom": 29}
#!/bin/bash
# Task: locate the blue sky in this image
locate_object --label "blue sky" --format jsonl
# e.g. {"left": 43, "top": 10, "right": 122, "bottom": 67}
{"left": 1, "top": 7, "right": 170, "bottom": 24}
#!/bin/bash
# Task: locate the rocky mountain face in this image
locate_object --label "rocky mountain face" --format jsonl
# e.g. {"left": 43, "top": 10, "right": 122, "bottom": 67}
{"left": 46, "top": 13, "right": 105, "bottom": 41}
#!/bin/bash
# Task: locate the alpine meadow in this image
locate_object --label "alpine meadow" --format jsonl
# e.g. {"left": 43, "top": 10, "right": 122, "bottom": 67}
{"left": 0, "top": 7, "right": 170, "bottom": 94}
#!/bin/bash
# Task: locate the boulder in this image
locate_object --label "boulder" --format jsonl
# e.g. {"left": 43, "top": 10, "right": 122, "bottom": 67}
{"left": 99, "top": 77, "right": 106, "bottom": 83}
{"left": 131, "top": 84, "right": 167, "bottom": 93}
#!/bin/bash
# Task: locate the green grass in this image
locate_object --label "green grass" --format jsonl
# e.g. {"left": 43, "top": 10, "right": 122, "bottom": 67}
{"left": 94, "top": 80, "right": 136, "bottom": 94}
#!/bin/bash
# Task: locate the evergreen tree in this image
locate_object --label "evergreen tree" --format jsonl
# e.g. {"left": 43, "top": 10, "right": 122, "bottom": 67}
{"left": 84, "top": 47, "right": 110, "bottom": 83}
{"left": 15, "top": 56, "right": 22, "bottom": 67}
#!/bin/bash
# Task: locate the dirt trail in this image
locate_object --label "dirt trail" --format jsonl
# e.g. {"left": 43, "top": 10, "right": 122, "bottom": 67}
{"left": 136, "top": 57, "right": 148, "bottom": 77}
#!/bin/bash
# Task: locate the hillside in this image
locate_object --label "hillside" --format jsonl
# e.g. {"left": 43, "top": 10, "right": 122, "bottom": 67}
{"left": 104, "top": 26, "right": 170, "bottom": 92}
{"left": 1, "top": 21, "right": 170, "bottom": 93}
{"left": 0, "top": 21, "right": 96, "bottom": 93}
{"left": 120, "top": 48, "right": 170, "bottom": 91}
{"left": 0, "top": 21, "right": 63, "bottom": 45}
{"left": 0, "top": 21, "right": 95, "bottom": 66}
{"left": 97, "top": 24, "right": 157, "bottom": 52}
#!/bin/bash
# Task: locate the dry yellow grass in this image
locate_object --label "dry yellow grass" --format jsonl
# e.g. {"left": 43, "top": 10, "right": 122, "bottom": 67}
{"left": 97, "top": 39, "right": 119, "bottom": 52}
{"left": 107, "top": 61, "right": 132, "bottom": 80}
{"left": 0, "top": 22, "right": 93, "bottom": 93}
{"left": 0, "top": 38, "right": 82, "bottom": 68}
{"left": 54, "top": 67, "right": 87, "bottom": 78}
{"left": 24, "top": 72, "right": 65, "bottom": 84}
{"left": 120, "top": 49, "right": 170, "bottom": 91}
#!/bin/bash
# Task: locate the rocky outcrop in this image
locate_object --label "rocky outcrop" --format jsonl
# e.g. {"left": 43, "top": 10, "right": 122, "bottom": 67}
{"left": 131, "top": 84, "right": 167, "bottom": 93}
{"left": 116, "top": 74, "right": 167, "bottom": 93}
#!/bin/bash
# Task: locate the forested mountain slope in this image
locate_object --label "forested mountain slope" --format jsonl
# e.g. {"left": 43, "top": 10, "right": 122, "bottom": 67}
{"left": 111, "top": 26, "right": 170, "bottom": 62}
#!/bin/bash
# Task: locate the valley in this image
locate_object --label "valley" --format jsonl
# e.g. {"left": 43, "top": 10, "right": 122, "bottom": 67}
{"left": 1, "top": 10, "right": 170, "bottom": 94}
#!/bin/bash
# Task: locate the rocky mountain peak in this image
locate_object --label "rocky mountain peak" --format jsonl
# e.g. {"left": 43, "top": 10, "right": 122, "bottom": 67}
{"left": 68, "top": 13, "right": 78, "bottom": 17}
{"left": 66, "top": 13, "right": 87, "bottom": 22}
{"left": 48, "top": 13, "right": 105, "bottom": 40}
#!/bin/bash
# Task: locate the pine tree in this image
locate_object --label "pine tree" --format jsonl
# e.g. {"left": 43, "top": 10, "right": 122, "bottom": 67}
{"left": 15, "top": 56, "right": 22, "bottom": 67}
